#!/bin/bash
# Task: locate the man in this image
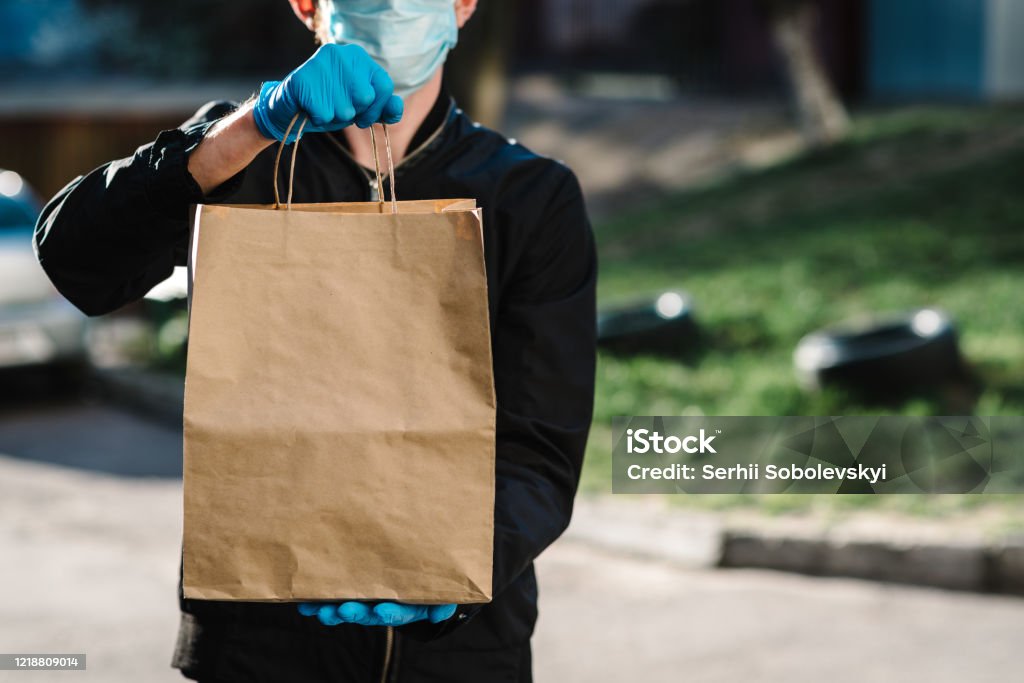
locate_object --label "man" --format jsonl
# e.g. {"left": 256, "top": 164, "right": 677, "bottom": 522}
{"left": 34, "top": 1, "right": 596, "bottom": 681}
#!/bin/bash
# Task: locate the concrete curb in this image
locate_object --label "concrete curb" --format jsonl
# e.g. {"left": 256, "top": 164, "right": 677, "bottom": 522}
{"left": 567, "top": 498, "right": 1024, "bottom": 597}
{"left": 719, "top": 532, "right": 1021, "bottom": 594}
{"left": 88, "top": 368, "right": 1024, "bottom": 597}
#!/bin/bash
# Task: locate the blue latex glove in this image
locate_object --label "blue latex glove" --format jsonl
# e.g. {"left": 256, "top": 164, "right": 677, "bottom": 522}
{"left": 298, "top": 601, "right": 457, "bottom": 627}
{"left": 253, "top": 43, "right": 403, "bottom": 142}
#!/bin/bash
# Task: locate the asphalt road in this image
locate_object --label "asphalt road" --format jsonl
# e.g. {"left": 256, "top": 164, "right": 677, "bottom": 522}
{"left": 1, "top": 397, "right": 1022, "bottom": 682}
{"left": 534, "top": 543, "right": 1024, "bottom": 683}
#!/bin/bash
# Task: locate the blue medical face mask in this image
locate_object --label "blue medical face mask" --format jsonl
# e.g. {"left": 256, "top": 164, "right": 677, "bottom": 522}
{"left": 319, "top": 0, "right": 458, "bottom": 100}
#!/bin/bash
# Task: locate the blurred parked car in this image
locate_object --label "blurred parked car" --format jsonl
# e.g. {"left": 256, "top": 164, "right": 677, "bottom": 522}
{"left": 0, "top": 169, "right": 88, "bottom": 378}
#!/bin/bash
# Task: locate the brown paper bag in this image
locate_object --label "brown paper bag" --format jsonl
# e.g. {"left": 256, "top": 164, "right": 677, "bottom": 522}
{"left": 182, "top": 123, "right": 495, "bottom": 604}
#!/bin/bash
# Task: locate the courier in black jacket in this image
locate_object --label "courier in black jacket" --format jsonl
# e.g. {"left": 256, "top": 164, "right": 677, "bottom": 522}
{"left": 33, "top": 1, "right": 596, "bottom": 681}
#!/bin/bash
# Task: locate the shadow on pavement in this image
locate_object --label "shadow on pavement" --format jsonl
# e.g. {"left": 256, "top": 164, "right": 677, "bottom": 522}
{"left": 0, "top": 368, "right": 182, "bottom": 478}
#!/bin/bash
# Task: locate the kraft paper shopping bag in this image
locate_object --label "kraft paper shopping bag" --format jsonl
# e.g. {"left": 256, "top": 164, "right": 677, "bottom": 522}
{"left": 182, "top": 121, "right": 495, "bottom": 604}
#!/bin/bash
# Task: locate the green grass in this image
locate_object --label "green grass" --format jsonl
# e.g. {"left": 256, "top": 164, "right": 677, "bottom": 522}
{"left": 583, "top": 105, "right": 1024, "bottom": 514}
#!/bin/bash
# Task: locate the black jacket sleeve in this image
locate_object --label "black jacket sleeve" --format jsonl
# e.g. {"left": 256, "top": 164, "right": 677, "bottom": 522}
{"left": 33, "top": 102, "right": 239, "bottom": 316}
{"left": 407, "top": 166, "right": 597, "bottom": 639}
{"left": 490, "top": 168, "right": 596, "bottom": 593}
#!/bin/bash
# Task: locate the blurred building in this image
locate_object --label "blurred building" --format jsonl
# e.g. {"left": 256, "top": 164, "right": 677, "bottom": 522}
{"left": 868, "top": 0, "right": 1024, "bottom": 99}
{"left": 3, "top": 0, "right": 1024, "bottom": 198}
{"left": 3, "top": 0, "right": 1024, "bottom": 101}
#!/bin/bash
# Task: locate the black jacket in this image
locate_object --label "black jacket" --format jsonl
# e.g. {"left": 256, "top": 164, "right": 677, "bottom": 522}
{"left": 34, "top": 91, "right": 596, "bottom": 682}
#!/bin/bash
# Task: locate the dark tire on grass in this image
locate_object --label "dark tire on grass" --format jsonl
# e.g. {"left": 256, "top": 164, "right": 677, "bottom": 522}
{"left": 598, "top": 291, "right": 701, "bottom": 359}
{"left": 794, "top": 308, "right": 973, "bottom": 400}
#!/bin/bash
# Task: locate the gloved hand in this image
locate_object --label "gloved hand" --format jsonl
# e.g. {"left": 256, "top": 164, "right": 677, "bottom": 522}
{"left": 253, "top": 43, "right": 404, "bottom": 142}
{"left": 298, "top": 601, "right": 457, "bottom": 627}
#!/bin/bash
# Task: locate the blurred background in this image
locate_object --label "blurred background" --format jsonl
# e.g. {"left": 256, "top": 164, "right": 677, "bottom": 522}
{"left": 1, "top": 1, "right": 1022, "bottom": 681}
